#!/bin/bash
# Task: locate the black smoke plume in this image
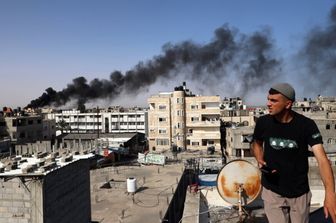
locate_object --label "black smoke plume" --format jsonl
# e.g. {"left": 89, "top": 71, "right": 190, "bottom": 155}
{"left": 26, "top": 24, "right": 282, "bottom": 108}
{"left": 299, "top": 5, "right": 336, "bottom": 95}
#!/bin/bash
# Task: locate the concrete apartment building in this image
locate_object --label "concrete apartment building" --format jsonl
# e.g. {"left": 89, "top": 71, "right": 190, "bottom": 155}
{"left": 0, "top": 152, "right": 92, "bottom": 223}
{"left": 46, "top": 107, "right": 148, "bottom": 136}
{"left": 225, "top": 126, "right": 254, "bottom": 158}
{"left": 148, "top": 83, "right": 221, "bottom": 152}
{"left": 316, "top": 95, "right": 336, "bottom": 112}
{"left": 220, "top": 97, "right": 255, "bottom": 126}
{"left": 4, "top": 115, "right": 44, "bottom": 144}
{"left": 293, "top": 96, "right": 336, "bottom": 154}
{"left": 1, "top": 106, "right": 55, "bottom": 143}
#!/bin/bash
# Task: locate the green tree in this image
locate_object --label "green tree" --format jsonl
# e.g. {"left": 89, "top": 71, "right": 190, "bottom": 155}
{"left": 56, "top": 119, "right": 70, "bottom": 134}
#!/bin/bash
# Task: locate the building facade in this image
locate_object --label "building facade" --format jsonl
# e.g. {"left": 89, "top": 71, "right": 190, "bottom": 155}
{"left": 148, "top": 83, "right": 221, "bottom": 152}
{"left": 46, "top": 107, "right": 148, "bottom": 136}
{"left": 4, "top": 115, "right": 44, "bottom": 144}
{"left": 225, "top": 126, "right": 254, "bottom": 158}
{"left": 220, "top": 97, "right": 255, "bottom": 126}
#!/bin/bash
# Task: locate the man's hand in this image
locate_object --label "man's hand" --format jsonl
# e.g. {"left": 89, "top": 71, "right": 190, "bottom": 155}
{"left": 324, "top": 192, "right": 336, "bottom": 222}
{"left": 312, "top": 144, "right": 336, "bottom": 223}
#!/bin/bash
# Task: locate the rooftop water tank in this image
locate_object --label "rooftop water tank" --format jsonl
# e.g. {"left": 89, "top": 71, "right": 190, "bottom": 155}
{"left": 127, "top": 177, "right": 137, "bottom": 193}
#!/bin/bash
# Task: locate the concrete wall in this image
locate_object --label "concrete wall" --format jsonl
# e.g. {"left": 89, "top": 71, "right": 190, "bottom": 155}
{"left": 0, "top": 177, "right": 32, "bottom": 223}
{"left": 30, "top": 178, "right": 44, "bottom": 223}
{"left": 15, "top": 141, "right": 52, "bottom": 155}
{"left": 43, "top": 159, "right": 91, "bottom": 223}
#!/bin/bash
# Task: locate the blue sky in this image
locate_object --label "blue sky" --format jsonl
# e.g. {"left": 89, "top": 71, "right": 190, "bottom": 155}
{"left": 0, "top": 0, "right": 335, "bottom": 108}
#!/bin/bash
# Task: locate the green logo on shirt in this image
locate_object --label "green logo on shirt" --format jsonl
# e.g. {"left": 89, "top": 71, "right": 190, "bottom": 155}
{"left": 312, "top": 133, "right": 321, "bottom": 139}
{"left": 269, "top": 137, "right": 298, "bottom": 150}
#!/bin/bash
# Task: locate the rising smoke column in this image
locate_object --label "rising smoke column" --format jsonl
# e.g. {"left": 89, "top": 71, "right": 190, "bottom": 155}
{"left": 26, "top": 24, "right": 282, "bottom": 108}
{"left": 299, "top": 5, "right": 336, "bottom": 95}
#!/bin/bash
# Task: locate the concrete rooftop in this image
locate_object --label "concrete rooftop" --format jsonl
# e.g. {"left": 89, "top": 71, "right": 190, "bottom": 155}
{"left": 90, "top": 162, "right": 184, "bottom": 223}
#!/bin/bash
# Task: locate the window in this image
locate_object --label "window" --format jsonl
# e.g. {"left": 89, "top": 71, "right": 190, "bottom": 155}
{"left": 159, "top": 105, "right": 167, "bottom": 110}
{"left": 177, "top": 110, "right": 184, "bottom": 116}
{"left": 159, "top": 117, "right": 167, "bottom": 122}
{"left": 37, "top": 119, "right": 42, "bottom": 124}
{"left": 17, "top": 119, "right": 26, "bottom": 126}
{"left": 236, "top": 149, "right": 242, "bottom": 157}
{"left": 192, "top": 141, "right": 199, "bottom": 146}
{"left": 191, "top": 117, "right": 199, "bottom": 122}
{"left": 177, "top": 123, "right": 184, "bottom": 128}
{"left": 326, "top": 124, "right": 331, "bottom": 130}
{"left": 156, "top": 139, "right": 169, "bottom": 146}
{"left": 177, "top": 98, "right": 184, "bottom": 104}
{"left": 19, "top": 132, "right": 26, "bottom": 139}
{"left": 191, "top": 105, "right": 198, "bottom": 110}
{"left": 159, "top": 129, "right": 167, "bottom": 134}
{"left": 28, "top": 120, "right": 33, "bottom": 125}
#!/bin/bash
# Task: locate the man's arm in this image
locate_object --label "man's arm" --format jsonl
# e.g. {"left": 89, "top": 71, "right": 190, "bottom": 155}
{"left": 312, "top": 144, "right": 336, "bottom": 222}
{"left": 251, "top": 140, "right": 266, "bottom": 167}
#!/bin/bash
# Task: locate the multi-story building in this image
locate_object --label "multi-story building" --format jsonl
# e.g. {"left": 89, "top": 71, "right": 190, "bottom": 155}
{"left": 220, "top": 97, "right": 255, "bottom": 126}
{"left": 225, "top": 126, "right": 254, "bottom": 158}
{"left": 293, "top": 96, "right": 336, "bottom": 154}
{"left": 148, "top": 83, "right": 221, "bottom": 152}
{"left": 316, "top": 95, "right": 336, "bottom": 112}
{"left": 46, "top": 107, "right": 148, "bottom": 136}
{"left": 4, "top": 115, "right": 44, "bottom": 144}
{"left": 0, "top": 109, "right": 56, "bottom": 156}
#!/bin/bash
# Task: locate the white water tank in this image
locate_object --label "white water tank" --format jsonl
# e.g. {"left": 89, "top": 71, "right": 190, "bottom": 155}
{"left": 127, "top": 177, "right": 137, "bottom": 193}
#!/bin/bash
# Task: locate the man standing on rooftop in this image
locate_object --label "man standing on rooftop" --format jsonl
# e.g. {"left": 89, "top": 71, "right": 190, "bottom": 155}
{"left": 252, "top": 82, "right": 336, "bottom": 223}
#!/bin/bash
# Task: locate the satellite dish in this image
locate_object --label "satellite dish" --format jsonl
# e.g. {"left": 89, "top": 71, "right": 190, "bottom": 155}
{"left": 216, "top": 159, "right": 261, "bottom": 206}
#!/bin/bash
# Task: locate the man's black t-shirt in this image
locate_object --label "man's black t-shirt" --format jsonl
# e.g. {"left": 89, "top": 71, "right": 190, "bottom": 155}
{"left": 253, "top": 112, "right": 323, "bottom": 198}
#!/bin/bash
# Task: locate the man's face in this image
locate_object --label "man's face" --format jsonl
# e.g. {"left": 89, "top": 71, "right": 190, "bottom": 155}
{"left": 267, "top": 93, "right": 292, "bottom": 115}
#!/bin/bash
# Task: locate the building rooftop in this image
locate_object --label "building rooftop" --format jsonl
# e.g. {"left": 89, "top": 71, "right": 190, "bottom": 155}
{"left": 0, "top": 152, "right": 94, "bottom": 177}
{"left": 89, "top": 152, "right": 335, "bottom": 223}
{"left": 90, "top": 161, "right": 184, "bottom": 223}
{"left": 58, "top": 132, "right": 141, "bottom": 140}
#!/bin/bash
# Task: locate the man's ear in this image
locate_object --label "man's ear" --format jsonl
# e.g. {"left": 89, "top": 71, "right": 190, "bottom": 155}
{"left": 285, "top": 100, "right": 293, "bottom": 109}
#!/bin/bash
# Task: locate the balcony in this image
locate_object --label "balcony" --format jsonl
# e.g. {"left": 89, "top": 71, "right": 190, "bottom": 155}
{"left": 187, "top": 120, "right": 220, "bottom": 127}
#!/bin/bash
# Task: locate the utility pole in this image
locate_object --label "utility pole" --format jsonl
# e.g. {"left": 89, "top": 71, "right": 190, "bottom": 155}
{"left": 97, "top": 106, "right": 100, "bottom": 139}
